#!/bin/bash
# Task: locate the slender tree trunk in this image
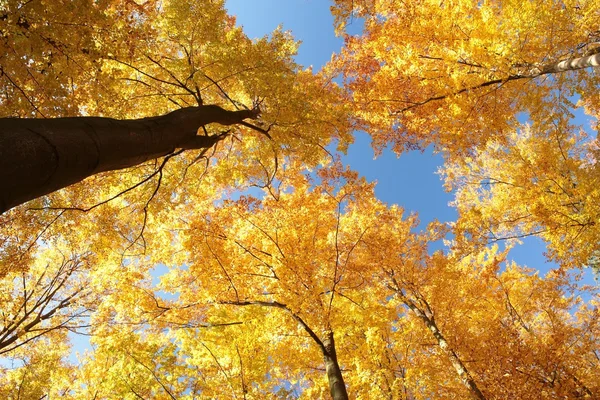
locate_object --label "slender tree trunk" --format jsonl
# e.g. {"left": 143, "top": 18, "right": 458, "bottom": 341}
{"left": 323, "top": 331, "right": 349, "bottom": 400}
{"left": 401, "top": 296, "right": 486, "bottom": 400}
{"left": 539, "top": 52, "right": 600, "bottom": 74}
{"left": 398, "top": 51, "right": 600, "bottom": 114}
{"left": 223, "top": 301, "right": 351, "bottom": 400}
{"left": 0, "top": 105, "right": 258, "bottom": 213}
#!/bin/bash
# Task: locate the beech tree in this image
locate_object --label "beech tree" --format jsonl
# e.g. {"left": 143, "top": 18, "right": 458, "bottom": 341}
{"left": 330, "top": 0, "right": 600, "bottom": 268}
{"left": 1, "top": 0, "right": 599, "bottom": 399}
{"left": 32, "top": 165, "right": 596, "bottom": 399}
{"left": 0, "top": 0, "right": 351, "bottom": 214}
{"left": 0, "top": 0, "right": 349, "bottom": 278}
{"left": 330, "top": 0, "right": 600, "bottom": 155}
{"left": 0, "top": 106, "right": 263, "bottom": 213}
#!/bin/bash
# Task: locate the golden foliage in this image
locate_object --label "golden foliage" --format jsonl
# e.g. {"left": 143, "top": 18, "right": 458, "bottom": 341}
{"left": 1, "top": 0, "right": 599, "bottom": 398}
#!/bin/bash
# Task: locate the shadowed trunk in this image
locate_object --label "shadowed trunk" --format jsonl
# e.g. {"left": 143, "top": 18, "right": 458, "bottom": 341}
{"left": 323, "top": 331, "right": 349, "bottom": 400}
{"left": 220, "top": 300, "right": 350, "bottom": 400}
{"left": 0, "top": 105, "right": 258, "bottom": 213}
{"left": 400, "top": 294, "right": 486, "bottom": 400}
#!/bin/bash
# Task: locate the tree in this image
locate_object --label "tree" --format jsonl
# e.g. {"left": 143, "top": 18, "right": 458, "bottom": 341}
{"left": 331, "top": 0, "right": 599, "bottom": 155}
{"left": 0, "top": 105, "right": 262, "bottom": 213}
{"left": 174, "top": 165, "right": 403, "bottom": 399}
{"left": 330, "top": 0, "right": 600, "bottom": 268}
{"left": 1, "top": 1, "right": 599, "bottom": 399}
{"left": 443, "top": 120, "right": 600, "bottom": 268}
{"left": 0, "top": 251, "right": 96, "bottom": 398}
{"left": 44, "top": 165, "right": 598, "bottom": 399}
{"left": 0, "top": 255, "right": 92, "bottom": 356}
{"left": 0, "top": 0, "right": 350, "bottom": 281}
{"left": 0, "top": 0, "right": 351, "bottom": 213}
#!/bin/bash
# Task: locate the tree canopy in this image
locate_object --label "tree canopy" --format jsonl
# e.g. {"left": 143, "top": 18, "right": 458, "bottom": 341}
{"left": 331, "top": 0, "right": 600, "bottom": 269}
{"left": 1, "top": 0, "right": 599, "bottom": 399}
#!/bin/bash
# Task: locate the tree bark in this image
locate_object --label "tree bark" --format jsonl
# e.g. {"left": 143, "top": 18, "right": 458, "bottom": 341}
{"left": 401, "top": 295, "right": 486, "bottom": 400}
{"left": 0, "top": 105, "right": 258, "bottom": 213}
{"left": 398, "top": 51, "right": 600, "bottom": 114}
{"left": 539, "top": 52, "right": 600, "bottom": 74}
{"left": 221, "top": 300, "right": 350, "bottom": 400}
{"left": 322, "top": 331, "right": 349, "bottom": 400}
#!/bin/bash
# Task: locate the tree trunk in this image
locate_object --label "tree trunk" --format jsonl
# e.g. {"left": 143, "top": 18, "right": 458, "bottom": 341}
{"left": 323, "top": 331, "right": 349, "bottom": 400}
{"left": 223, "top": 301, "right": 351, "bottom": 400}
{"left": 0, "top": 105, "right": 258, "bottom": 213}
{"left": 540, "top": 52, "right": 600, "bottom": 74}
{"left": 401, "top": 296, "right": 486, "bottom": 400}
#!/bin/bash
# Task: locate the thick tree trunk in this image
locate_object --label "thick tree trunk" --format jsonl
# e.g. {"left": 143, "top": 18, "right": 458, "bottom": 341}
{"left": 0, "top": 105, "right": 257, "bottom": 213}
{"left": 323, "top": 331, "right": 349, "bottom": 400}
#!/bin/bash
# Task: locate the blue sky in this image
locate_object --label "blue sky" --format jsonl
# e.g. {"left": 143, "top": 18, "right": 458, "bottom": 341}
{"left": 225, "top": 0, "right": 456, "bottom": 227}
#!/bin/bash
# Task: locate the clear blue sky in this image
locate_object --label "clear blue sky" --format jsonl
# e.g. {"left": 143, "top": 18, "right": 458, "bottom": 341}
{"left": 225, "top": 0, "right": 456, "bottom": 228}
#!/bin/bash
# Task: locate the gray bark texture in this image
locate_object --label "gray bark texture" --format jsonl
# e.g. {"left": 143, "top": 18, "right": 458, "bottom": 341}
{"left": 0, "top": 105, "right": 257, "bottom": 213}
{"left": 539, "top": 52, "right": 600, "bottom": 74}
{"left": 323, "top": 331, "right": 349, "bottom": 400}
{"left": 402, "top": 295, "right": 486, "bottom": 400}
